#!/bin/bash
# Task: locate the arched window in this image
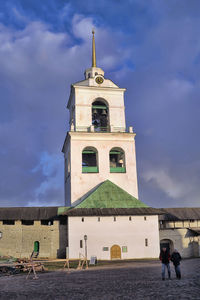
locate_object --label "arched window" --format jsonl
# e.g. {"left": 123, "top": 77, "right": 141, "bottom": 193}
{"left": 92, "top": 99, "right": 109, "bottom": 132}
{"left": 109, "top": 148, "right": 126, "bottom": 173}
{"left": 82, "top": 147, "right": 98, "bottom": 173}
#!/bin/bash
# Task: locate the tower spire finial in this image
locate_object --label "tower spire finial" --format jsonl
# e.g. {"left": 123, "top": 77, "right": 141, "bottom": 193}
{"left": 92, "top": 29, "right": 96, "bottom": 67}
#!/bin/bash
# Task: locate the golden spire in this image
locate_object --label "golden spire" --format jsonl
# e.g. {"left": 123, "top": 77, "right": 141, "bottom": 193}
{"left": 92, "top": 29, "right": 96, "bottom": 67}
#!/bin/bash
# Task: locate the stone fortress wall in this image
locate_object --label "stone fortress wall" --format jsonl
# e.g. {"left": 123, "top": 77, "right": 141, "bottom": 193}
{"left": 0, "top": 219, "right": 67, "bottom": 259}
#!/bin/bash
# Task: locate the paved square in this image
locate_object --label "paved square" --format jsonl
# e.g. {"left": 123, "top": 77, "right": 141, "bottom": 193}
{"left": 0, "top": 258, "right": 199, "bottom": 299}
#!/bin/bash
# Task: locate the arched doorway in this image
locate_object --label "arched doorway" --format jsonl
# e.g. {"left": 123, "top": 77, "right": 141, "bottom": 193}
{"left": 160, "top": 239, "right": 174, "bottom": 254}
{"left": 34, "top": 241, "right": 40, "bottom": 253}
{"left": 110, "top": 245, "right": 121, "bottom": 259}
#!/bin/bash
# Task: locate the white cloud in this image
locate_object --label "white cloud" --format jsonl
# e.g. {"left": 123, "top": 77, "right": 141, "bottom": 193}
{"left": 142, "top": 168, "right": 186, "bottom": 199}
{"left": 72, "top": 14, "right": 95, "bottom": 40}
{"left": 31, "top": 152, "right": 63, "bottom": 205}
{"left": 165, "top": 79, "right": 194, "bottom": 102}
{"left": 141, "top": 160, "right": 200, "bottom": 207}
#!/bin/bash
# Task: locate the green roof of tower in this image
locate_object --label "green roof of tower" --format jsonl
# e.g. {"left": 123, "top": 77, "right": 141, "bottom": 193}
{"left": 75, "top": 180, "right": 148, "bottom": 208}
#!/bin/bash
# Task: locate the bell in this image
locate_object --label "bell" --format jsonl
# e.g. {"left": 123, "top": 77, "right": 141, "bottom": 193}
{"left": 93, "top": 109, "right": 97, "bottom": 114}
{"left": 102, "top": 109, "right": 107, "bottom": 115}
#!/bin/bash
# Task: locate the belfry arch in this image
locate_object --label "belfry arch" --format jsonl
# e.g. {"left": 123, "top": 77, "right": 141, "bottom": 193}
{"left": 82, "top": 147, "right": 98, "bottom": 173}
{"left": 109, "top": 147, "right": 126, "bottom": 173}
{"left": 92, "top": 98, "right": 109, "bottom": 132}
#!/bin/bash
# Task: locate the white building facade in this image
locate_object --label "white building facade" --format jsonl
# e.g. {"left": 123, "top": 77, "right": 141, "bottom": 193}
{"left": 68, "top": 212, "right": 160, "bottom": 260}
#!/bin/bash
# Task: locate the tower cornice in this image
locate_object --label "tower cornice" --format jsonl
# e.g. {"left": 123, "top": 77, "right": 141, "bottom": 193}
{"left": 72, "top": 85, "right": 126, "bottom": 92}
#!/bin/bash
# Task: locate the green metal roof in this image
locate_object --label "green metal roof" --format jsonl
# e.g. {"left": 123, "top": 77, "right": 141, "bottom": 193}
{"left": 57, "top": 206, "right": 71, "bottom": 215}
{"left": 75, "top": 180, "right": 148, "bottom": 208}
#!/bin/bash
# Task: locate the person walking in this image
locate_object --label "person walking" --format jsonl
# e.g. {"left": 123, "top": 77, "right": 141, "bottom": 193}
{"left": 171, "top": 249, "right": 182, "bottom": 279}
{"left": 159, "top": 247, "right": 171, "bottom": 280}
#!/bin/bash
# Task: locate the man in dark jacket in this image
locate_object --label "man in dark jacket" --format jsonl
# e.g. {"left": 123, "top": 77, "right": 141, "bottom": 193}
{"left": 159, "top": 247, "right": 171, "bottom": 280}
{"left": 171, "top": 249, "right": 182, "bottom": 279}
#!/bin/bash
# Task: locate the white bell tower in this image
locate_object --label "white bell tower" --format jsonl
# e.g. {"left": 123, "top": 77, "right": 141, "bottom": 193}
{"left": 62, "top": 31, "right": 138, "bottom": 206}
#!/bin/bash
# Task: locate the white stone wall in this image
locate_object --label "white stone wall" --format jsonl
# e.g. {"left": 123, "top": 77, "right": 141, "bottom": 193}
{"left": 159, "top": 228, "right": 200, "bottom": 258}
{"left": 67, "top": 132, "right": 138, "bottom": 205}
{"left": 68, "top": 215, "right": 160, "bottom": 260}
{"left": 73, "top": 86, "right": 126, "bottom": 132}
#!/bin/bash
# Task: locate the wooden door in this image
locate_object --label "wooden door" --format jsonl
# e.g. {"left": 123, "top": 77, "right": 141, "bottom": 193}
{"left": 111, "top": 245, "right": 121, "bottom": 259}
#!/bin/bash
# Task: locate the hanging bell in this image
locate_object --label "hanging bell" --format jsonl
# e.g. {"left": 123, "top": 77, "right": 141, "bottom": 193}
{"left": 93, "top": 109, "right": 97, "bottom": 114}
{"left": 102, "top": 109, "right": 107, "bottom": 115}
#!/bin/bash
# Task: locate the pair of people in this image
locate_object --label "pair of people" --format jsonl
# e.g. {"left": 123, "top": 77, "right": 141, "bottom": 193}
{"left": 159, "top": 247, "right": 182, "bottom": 280}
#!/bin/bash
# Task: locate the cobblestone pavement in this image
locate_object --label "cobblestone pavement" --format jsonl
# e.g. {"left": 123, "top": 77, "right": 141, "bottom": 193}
{"left": 0, "top": 258, "right": 199, "bottom": 300}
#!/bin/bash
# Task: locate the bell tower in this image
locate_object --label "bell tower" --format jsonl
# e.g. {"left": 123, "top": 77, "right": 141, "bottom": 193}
{"left": 62, "top": 31, "right": 138, "bottom": 206}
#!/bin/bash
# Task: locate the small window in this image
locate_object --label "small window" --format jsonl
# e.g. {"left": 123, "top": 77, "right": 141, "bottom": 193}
{"left": 145, "top": 238, "right": 148, "bottom": 247}
{"left": 160, "top": 221, "right": 166, "bottom": 229}
{"left": 129, "top": 216, "right": 132, "bottom": 221}
{"left": 81, "top": 217, "right": 84, "bottom": 222}
{"left": 88, "top": 73, "right": 91, "bottom": 78}
{"left": 41, "top": 220, "right": 53, "bottom": 226}
{"left": 103, "top": 247, "right": 109, "bottom": 251}
{"left": 82, "top": 147, "right": 98, "bottom": 173}
{"left": 98, "top": 217, "right": 100, "bottom": 222}
{"left": 110, "top": 148, "right": 126, "bottom": 173}
{"left": 80, "top": 240, "right": 83, "bottom": 248}
{"left": 144, "top": 216, "right": 147, "bottom": 221}
{"left": 114, "top": 216, "right": 116, "bottom": 222}
{"left": 3, "top": 220, "right": 15, "bottom": 225}
{"left": 22, "top": 220, "right": 34, "bottom": 226}
{"left": 0, "top": 232, "right": 2, "bottom": 239}
{"left": 122, "top": 246, "right": 128, "bottom": 253}
{"left": 95, "top": 72, "right": 98, "bottom": 76}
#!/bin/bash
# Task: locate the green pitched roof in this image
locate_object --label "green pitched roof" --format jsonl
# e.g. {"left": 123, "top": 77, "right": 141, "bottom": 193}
{"left": 57, "top": 206, "right": 71, "bottom": 215}
{"left": 75, "top": 180, "right": 148, "bottom": 208}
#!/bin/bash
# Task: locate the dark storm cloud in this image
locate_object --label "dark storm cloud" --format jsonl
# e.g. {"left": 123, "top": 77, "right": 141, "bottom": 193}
{"left": 0, "top": 0, "right": 200, "bottom": 207}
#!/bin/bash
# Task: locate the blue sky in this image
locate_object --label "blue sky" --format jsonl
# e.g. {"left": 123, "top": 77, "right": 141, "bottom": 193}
{"left": 0, "top": 0, "right": 200, "bottom": 207}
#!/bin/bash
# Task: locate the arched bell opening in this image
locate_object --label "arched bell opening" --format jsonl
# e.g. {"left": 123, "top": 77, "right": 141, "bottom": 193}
{"left": 82, "top": 147, "right": 98, "bottom": 173}
{"left": 109, "top": 147, "right": 126, "bottom": 173}
{"left": 92, "top": 99, "right": 109, "bottom": 132}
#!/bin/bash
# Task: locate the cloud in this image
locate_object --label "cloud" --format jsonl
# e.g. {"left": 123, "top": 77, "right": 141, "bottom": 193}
{"left": 29, "top": 152, "right": 63, "bottom": 206}
{"left": 0, "top": 10, "right": 127, "bottom": 207}
{"left": 140, "top": 160, "right": 200, "bottom": 207}
{"left": 142, "top": 168, "right": 186, "bottom": 199}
